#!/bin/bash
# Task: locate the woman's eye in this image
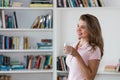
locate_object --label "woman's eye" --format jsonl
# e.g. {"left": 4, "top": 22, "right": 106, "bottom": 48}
{"left": 77, "top": 24, "right": 86, "bottom": 29}
{"left": 81, "top": 26, "right": 85, "bottom": 29}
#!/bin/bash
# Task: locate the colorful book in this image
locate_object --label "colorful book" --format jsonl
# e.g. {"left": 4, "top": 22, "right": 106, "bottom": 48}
{"left": 13, "top": 11, "right": 18, "bottom": 28}
{"left": 29, "top": 3, "right": 53, "bottom": 7}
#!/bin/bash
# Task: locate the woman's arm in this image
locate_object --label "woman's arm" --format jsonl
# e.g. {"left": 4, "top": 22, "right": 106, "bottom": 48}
{"left": 75, "top": 54, "right": 100, "bottom": 80}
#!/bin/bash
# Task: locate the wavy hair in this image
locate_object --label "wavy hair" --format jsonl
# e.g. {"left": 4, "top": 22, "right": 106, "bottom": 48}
{"left": 80, "top": 14, "right": 104, "bottom": 57}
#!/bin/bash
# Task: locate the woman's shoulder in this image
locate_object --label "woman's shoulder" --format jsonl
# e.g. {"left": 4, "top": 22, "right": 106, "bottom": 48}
{"left": 88, "top": 46, "right": 101, "bottom": 60}
{"left": 93, "top": 46, "right": 101, "bottom": 52}
{"left": 88, "top": 44, "right": 100, "bottom": 51}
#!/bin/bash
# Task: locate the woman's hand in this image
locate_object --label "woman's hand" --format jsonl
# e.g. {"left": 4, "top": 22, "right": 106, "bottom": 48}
{"left": 64, "top": 46, "right": 78, "bottom": 57}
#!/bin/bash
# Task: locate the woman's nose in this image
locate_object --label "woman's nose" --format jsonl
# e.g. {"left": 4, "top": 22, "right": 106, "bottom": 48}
{"left": 77, "top": 27, "right": 82, "bottom": 31}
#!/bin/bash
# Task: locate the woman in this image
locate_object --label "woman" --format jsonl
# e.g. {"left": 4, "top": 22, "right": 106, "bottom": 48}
{"left": 64, "top": 14, "right": 104, "bottom": 80}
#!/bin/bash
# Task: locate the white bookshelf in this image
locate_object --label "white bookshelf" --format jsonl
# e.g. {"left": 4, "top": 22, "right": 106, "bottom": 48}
{"left": 0, "top": 0, "right": 54, "bottom": 80}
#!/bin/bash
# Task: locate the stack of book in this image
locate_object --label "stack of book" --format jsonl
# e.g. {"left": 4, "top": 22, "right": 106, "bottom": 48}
{"left": 37, "top": 39, "right": 52, "bottom": 49}
{"left": 104, "top": 65, "right": 117, "bottom": 72}
{"left": 104, "top": 59, "right": 120, "bottom": 72}
{"left": 0, "top": 54, "right": 25, "bottom": 71}
{"left": 29, "top": 0, "right": 53, "bottom": 7}
{"left": 10, "top": 60, "right": 25, "bottom": 70}
{"left": 0, "top": 54, "right": 10, "bottom": 71}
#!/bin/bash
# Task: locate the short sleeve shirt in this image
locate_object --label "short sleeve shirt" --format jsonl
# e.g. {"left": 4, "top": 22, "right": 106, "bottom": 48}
{"left": 66, "top": 41, "right": 101, "bottom": 80}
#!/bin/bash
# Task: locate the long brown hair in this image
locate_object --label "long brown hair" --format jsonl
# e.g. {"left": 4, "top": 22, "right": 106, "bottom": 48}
{"left": 80, "top": 14, "right": 104, "bottom": 57}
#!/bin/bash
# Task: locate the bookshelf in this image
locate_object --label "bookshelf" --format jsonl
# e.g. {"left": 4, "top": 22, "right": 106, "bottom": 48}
{"left": 0, "top": 0, "right": 54, "bottom": 80}
{"left": 0, "top": 0, "right": 120, "bottom": 80}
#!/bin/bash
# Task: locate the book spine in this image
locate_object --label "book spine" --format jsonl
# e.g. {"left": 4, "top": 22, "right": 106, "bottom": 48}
{"left": 13, "top": 11, "right": 18, "bottom": 28}
{"left": 1, "top": 10, "right": 6, "bottom": 28}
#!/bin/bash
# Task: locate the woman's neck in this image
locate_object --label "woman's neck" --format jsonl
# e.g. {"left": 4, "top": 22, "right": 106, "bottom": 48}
{"left": 79, "top": 38, "right": 88, "bottom": 47}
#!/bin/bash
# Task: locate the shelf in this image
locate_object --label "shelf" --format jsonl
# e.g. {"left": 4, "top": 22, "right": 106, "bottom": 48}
{"left": 57, "top": 71, "right": 68, "bottom": 74}
{"left": 57, "top": 71, "right": 120, "bottom": 75}
{"left": 0, "top": 29, "right": 53, "bottom": 32}
{"left": 0, "top": 7, "right": 53, "bottom": 10}
{"left": 0, "top": 69, "right": 53, "bottom": 74}
{"left": 56, "top": 7, "right": 120, "bottom": 10}
{"left": 97, "top": 71, "right": 120, "bottom": 75}
{"left": 0, "top": 49, "right": 53, "bottom": 53}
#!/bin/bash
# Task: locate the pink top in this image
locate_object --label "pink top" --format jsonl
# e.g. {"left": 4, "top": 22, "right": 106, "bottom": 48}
{"left": 66, "top": 41, "right": 101, "bottom": 80}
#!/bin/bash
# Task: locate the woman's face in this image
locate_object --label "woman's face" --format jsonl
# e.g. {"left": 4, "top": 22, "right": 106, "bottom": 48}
{"left": 76, "top": 19, "right": 88, "bottom": 40}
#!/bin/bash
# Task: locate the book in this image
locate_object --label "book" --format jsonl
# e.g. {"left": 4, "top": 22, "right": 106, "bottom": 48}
{"left": 104, "top": 65, "right": 117, "bottom": 72}
{"left": 67, "top": 0, "right": 72, "bottom": 7}
{"left": 0, "top": 65, "right": 10, "bottom": 71}
{"left": 35, "top": 55, "right": 41, "bottom": 69}
{"left": 13, "top": 11, "right": 18, "bottom": 28}
{"left": 0, "top": 0, "right": 2, "bottom": 7}
{"left": 8, "top": 16, "right": 13, "bottom": 28}
{"left": 87, "top": 0, "right": 92, "bottom": 7}
{"left": 99, "top": 0, "right": 105, "bottom": 7}
{"left": 29, "top": 3, "right": 53, "bottom": 7}
{"left": 47, "top": 14, "right": 52, "bottom": 28}
{"left": 19, "top": 36, "right": 24, "bottom": 49}
{"left": 63, "top": 0, "right": 67, "bottom": 7}
{"left": 44, "top": 55, "right": 49, "bottom": 69}
{"left": 31, "top": 16, "right": 39, "bottom": 28}
{"left": 0, "top": 54, "right": 3, "bottom": 65}
{"left": 39, "top": 55, "right": 45, "bottom": 69}
{"left": 12, "top": 2, "right": 23, "bottom": 7}
{"left": 24, "top": 37, "right": 29, "bottom": 49}
{"left": 1, "top": 10, "right": 6, "bottom": 28}
{"left": 31, "top": 0, "right": 52, "bottom": 4}
{"left": 75, "top": 0, "right": 80, "bottom": 7}
{"left": 10, "top": 60, "right": 21, "bottom": 65}
{"left": 40, "top": 16, "right": 45, "bottom": 28}
{"left": 57, "top": 56, "right": 62, "bottom": 70}
{"left": 97, "top": 0, "right": 102, "bottom": 7}
{"left": 4, "top": 0, "right": 9, "bottom": 7}
{"left": 28, "top": 55, "right": 34, "bottom": 69}
{"left": 0, "top": 35, "right": 4, "bottom": 49}
{"left": 11, "top": 65, "right": 25, "bottom": 70}
{"left": 0, "top": 11, "right": 2, "bottom": 28}
{"left": 57, "top": 0, "right": 63, "bottom": 7}
{"left": 91, "top": 0, "right": 97, "bottom": 7}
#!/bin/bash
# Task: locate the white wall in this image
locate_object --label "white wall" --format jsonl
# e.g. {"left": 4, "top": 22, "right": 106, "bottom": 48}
{"left": 104, "top": 0, "right": 120, "bottom": 7}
